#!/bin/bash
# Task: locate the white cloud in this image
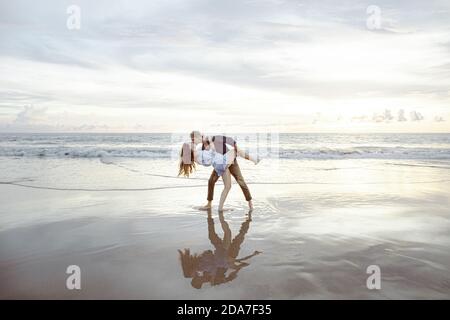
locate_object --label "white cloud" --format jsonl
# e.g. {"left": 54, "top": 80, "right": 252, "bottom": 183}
{"left": 14, "top": 105, "right": 48, "bottom": 125}
{"left": 397, "top": 109, "right": 407, "bottom": 122}
{"left": 410, "top": 110, "right": 424, "bottom": 122}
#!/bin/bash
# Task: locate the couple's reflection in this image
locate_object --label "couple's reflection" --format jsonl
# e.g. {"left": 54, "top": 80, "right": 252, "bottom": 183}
{"left": 178, "top": 209, "right": 261, "bottom": 289}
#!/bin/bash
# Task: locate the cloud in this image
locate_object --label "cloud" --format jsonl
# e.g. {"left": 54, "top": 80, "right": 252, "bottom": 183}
{"left": 372, "top": 109, "right": 394, "bottom": 123}
{"left": 14, "top": 105, "right": 48, "bottom": 124}
{"left": 1, "top": 0, "right": 450, "bottom": 132}
{"left": 349, "top": 108, "right": 448, "bottom": 129}
{"left": 383, "top": 109, "right": 394, "bottom": 121}
{"left": 397, "top": 109, "right": 407, "bottom": 122}
{"left": 410, "top": 110, "right": 424, "bottom": 121}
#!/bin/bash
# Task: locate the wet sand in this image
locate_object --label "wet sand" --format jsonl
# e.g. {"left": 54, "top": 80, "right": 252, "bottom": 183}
{"left": 1, "top": 158, "right": 450, "bottom": 299}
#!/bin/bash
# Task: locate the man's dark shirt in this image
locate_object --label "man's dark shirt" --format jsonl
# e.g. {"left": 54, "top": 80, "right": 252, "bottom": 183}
{"left": 202, "top": 135, "right": 236, "bottom": 155}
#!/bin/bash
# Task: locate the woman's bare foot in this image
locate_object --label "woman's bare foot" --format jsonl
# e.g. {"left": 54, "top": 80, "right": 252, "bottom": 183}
{"left": 218, "top": 207, "right": 232, "bottom": 212}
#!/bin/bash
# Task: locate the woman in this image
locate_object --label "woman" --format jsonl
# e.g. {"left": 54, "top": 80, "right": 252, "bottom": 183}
{"left": 179, "top": 142, "right": 257, "bottom": 211}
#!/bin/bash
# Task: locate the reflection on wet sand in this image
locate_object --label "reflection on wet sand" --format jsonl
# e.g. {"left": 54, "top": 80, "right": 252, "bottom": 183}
{"left": 178, "top": 210, "right": 261, "bottom": 289}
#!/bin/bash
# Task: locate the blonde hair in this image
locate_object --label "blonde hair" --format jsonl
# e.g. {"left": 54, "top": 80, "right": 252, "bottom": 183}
{"left": 178, "top": 249, "right": 199, "bottom": 278}
{"left": 178, "top": 142, "right": 196, "bottom": 177}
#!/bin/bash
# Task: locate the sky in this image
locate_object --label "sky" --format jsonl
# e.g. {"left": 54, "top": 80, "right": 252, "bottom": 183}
{"left": 0, "top": 0, "right": 449, "bottom": 133}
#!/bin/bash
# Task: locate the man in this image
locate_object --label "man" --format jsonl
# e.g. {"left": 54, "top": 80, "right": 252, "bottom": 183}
{"left": 190, "top": 131, "right": 253, "bottom": 211}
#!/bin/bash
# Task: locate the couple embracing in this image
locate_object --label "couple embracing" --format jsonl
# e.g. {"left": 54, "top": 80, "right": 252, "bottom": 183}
{"left": 179, "top": 131, "right": 259, "bottom": 212}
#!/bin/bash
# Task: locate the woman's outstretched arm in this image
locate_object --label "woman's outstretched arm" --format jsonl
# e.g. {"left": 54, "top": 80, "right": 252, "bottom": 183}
{"left": 235, "top": 250, "right": 262, "bottom": 262}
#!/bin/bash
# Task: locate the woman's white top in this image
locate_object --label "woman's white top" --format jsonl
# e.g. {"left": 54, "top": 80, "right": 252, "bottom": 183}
{"left": 196, "top": 145, "right": 213, "bottom": 166}
{"left": 195, "top": 144, "right": 232, "bottom": 168}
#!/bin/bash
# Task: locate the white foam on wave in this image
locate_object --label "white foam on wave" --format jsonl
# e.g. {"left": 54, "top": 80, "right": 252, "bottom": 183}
{"left": 0, "top": 146, "right": 171, "bottom": 159}
{"left": 277, "top": 146, "right": 450, "bottom": 160}
{"left": 1, "top": 133, "right": 450, "bottom": 160}
{"left": 1, "top": 145, "right": 450, "bottom": 160}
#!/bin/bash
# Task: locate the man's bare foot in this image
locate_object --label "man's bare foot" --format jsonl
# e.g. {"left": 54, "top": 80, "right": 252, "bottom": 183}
{"left": 198, "top": 202, "right": 212, "bottom": 211}
{"left": 248, "top": 200, "right": 254, "bottom": 211}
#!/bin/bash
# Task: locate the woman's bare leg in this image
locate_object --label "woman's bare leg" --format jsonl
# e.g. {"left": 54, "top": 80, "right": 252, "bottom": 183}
{"left": 218, "top": 169, "right": 232, "bottom": 212}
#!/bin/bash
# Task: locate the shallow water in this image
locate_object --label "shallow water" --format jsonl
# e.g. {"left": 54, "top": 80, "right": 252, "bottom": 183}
{"left": 1, "top": 153, "right": 449, "bottom": 299}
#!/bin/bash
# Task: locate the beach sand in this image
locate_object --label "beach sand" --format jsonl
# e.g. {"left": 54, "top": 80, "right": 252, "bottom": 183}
{"left": 1, "top": 157, "right": 450, "bottom": 299}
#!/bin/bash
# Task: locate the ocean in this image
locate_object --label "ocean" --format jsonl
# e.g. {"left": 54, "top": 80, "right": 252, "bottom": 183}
{"left": 1, "top": 132, "right": 450, "bottom": 160}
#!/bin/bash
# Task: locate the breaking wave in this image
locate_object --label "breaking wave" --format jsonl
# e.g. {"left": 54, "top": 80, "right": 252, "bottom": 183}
{"left": 1, "top": 145, "right": 450, "bottom": 160}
